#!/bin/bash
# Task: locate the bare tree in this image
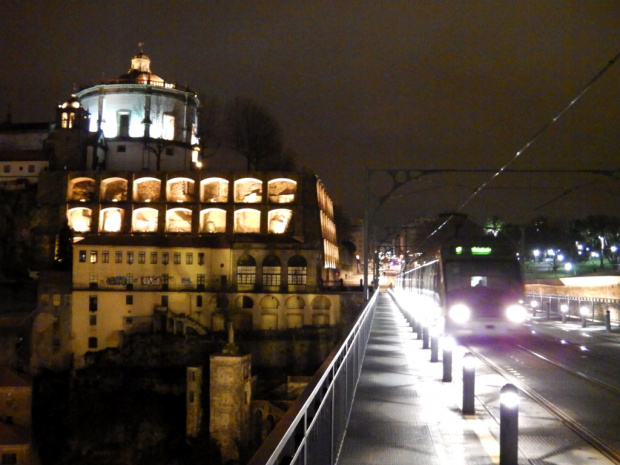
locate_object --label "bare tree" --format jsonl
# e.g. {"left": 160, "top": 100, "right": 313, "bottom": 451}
{"left": 225, "top": 97, "right": 283, "bottom": 171}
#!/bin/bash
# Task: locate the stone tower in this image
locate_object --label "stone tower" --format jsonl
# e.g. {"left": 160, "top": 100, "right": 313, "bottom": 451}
{"left": 209, "top": 351, "right": 252, "bottom": 462}
{"left": 186, "top": 366, "right": 202, "bottom": 438}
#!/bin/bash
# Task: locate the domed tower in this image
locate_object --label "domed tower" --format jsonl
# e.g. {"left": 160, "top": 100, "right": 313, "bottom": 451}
{"left": 47, "top": 94, "right": 90, "bottom": 170}
{"left": 75, "top": 48, "right": 201, "bottom": 171}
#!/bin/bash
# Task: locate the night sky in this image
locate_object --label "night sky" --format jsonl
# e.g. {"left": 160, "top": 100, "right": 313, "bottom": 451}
{"left": 3, "top": 1, "right": 620, "bottom": 228}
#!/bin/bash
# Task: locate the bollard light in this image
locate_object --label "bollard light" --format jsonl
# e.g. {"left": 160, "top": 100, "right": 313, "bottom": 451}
{"left": 442, "top": 336, "right": 456, "bottom": 382}
{"left": 580, "top": 305, "right": 589, "bottom": 328}
{"left": 430, "top": 325, "right": 440, "bottom": 362}
{"left": 462, "top": 352, "right": 476, "bottom": 415}
{"left": 422, "top": 322, "right": 430, "bottom": 349}
{"left": 499, "top": 384, "right": 519, "bottom": 465}
{"left": 560, "top": 303, "right": 569, "bottom": 323}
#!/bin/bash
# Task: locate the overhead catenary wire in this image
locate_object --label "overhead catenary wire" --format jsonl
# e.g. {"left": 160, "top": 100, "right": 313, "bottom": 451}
{"left": 424, "top": 50, "right": 620, "bottom": 243}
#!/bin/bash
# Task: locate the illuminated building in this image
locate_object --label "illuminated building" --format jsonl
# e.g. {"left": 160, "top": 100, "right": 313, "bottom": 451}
{"left": 33, "top": 50, "right": 341, "bottom": 369}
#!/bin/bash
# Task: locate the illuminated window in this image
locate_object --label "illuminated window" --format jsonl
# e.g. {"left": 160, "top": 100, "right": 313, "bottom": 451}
{"left": 118, "top": 112, "right": 130, "bottom": 137}
{"left": 234, "top": 209, "right": 260, "bottom": 233}
{"left": 197, "top": 274, "right": 205, "bottom": 286}
{"left": 288, "top": 255, "right": 307, "bottom": 285}
{"left": 167, "top": 178, "right": 195, "bottom": 202}
{"left": 90, "top": 251, "right": 98, "bottom": 263}
{"left": 200, "top": 178, "right": 229, "bottom": 202}
{"left": 99, "top": 208, "right": 124, "bottom": 232}
{"left": 235, "top": 178, "right": 262, "bottom": 203}
{"left": 61, "top": 112, "right": 75, "bottom": 129}
{"left": 79, "top": 250, "right": 86, "bottom": 262}
{"left": 133, "top": 177, "right": 161, "bottom": 202}
{"left": 150, "top": 252, "right": 157, "bottom": 264}
{"left": 100, "top": 177, "right": 128, "bottom": 201}
{"left": 262, "top": 255, "right": 281, "bottom": 286}
{"left": 166, "top": 208, "right": 192, "bottom": 232}
{"left": 268, "top": 178, "right": 297, "bottom": 203}
{"left": 127, "top": 251, "right": 134, "bottom": 264}
{"left": 68, "top": 177, "right": 95, "bottom": 201}
{"left": 132, "top": 207, "right": 158, "bottom": 233}
{"left": 200, "top": 208, "right": 226, "bottom": 233}
{"left": 138, "top": 251, "right": 145, "bottom": 264}
{"left": 174, "top": 252, "right": 181, "bottom": 264}
{"left": 68, "top": 207, "right": 92, "bottom": 232}
{"left": 268, "top": 209, "right": 292, "bottom": 234}
{"left": 163, "top": 113, "right": 175, "bottom": 140}
{"left": 237, "top": 254, "right": 256, "bottom": 284}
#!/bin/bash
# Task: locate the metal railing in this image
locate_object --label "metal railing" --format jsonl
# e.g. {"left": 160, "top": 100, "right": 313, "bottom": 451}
{"left": 247, "top": 290, "right": 378, "bottom": 465}
{"left": 526, "top": 293, "right": 620, "bottom": 324}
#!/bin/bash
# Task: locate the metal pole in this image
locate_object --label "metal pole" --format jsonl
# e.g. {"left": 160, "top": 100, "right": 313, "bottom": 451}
{"left": 442, "top": 338, "right": 454, "bottom": 382}
{"left": 430, "top": 331, "right": 439, "bottom": 362}
{"left": 606, "top": 309, "right": 612, "bottom": 333}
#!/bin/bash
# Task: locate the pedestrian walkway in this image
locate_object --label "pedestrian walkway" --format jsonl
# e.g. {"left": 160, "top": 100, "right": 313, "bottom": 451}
{"left": 336, "top": 293, "right": 614, "bottom": 465}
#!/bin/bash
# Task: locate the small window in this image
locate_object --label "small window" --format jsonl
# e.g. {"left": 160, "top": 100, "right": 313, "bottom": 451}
{"left": 88, "top": 337, "right": 98, "bottom": 349}
{"left": 165, "top": 147, "right": 174, "bottom": 156}
{"left": 3, "top": 165, "right": 10, "bottom": 174}
{"left": 126, "top": 317, "right": 133, "bottom": 325}
{"left": 162, "top": 252, "right": 169, "bottom": 265}
{"left": 127, "top": 251, "right": 134, "bottom": 264}
{"left": 115, "top": 251, "right": 123, "bottom": 263}
{"left": 138, "top": 251, "right": 145, "bottom": 264}
{"left": 89, "top": 296, "right": 97, "bottom": 312}
{"left": 186, "top": 253, "right": 193, "bottom": 265}
{"left": 174, "top": 252, "right": 181, "bottom": 264}
{"left": 117, "top": 145, "right": 126, "bottom": 153}
{"left": 198, "top": 253, "right": 205, "bottom": 265}
{"left": 102, "top": 251, "right": 109, "bottom": 263}
{"left": 90, "top": 251, "right": 98, "bottom": 263}
{"left": 126, "top": 295, "right": 133, "bottom": 305}
{"left": 79, "top": 250, "right": 87, "bottom": 262}
{"left": 90, "top": 315, "right": 97, "bottom": 326}
{"left": 161, "top": 295, "right": 169, "bottom": 306}
{"left": 28, "top": 164, "right": 35, "bottom": 173}
{"left": 197, "top": 295, "right": 203, "bottom": 307}
{"left": 150, "top": 252, "right": 157, "bottom": 264}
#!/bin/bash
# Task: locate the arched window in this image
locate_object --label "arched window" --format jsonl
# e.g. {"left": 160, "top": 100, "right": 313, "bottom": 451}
{"left": 167, "top": 177, "right": 195, "bottom": 202}
{"left": 99, "top": 208, "right": 124, "bottom": 232}
{"left": 288, "top": 255, "right": 307, "bottom": 285}
{"left": 132, "top": 207, "right": 158, "bottom": 232}
{"left": 234, "top": 209, "right": 260, "bottom": 233}
{"left": 237, "top": 255, "right": 256, "bottom": 285}
{"left": 67, "top": 207, "right": 92, "bottom": 232}
{"left": 100, "top": 177, "right": 128, "bottom": 202}
{"left": 262, "top": 255, "right": 281, "bottom": 287}
{"left": 133, "top": 177, "right": 161, "bottom": 202}
{"left": 166, "top": 208, "right": 192, "bottom": 232}
{"left": 200, "top": 208, "right": 226, "bottom": 233}
{"left": 268, "top": 209, "right": 292, "bottom": 234}
{"left": 200, "top": 177, "right": 229, "bottom": 202}
{"left": 268, "top": 178, "right": 296, "bottom": 203}
{"left": 68, "top": 177, "right": 95, "bottom": 202}
{"left": 234, "top": 178, "right": 262, "bottom": 203}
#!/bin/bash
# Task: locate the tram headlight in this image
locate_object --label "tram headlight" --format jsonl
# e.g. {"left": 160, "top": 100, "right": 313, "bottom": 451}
{"left": 506, "top": 304, "right": 528, "bottom": 323}
{"left": 449, "top": 304, "right": 471, "bottom": 324}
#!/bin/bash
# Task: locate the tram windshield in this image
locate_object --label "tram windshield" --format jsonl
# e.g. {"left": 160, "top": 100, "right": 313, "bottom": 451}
{"left": 444, "top": 260, "right": 521, "bottom": 294}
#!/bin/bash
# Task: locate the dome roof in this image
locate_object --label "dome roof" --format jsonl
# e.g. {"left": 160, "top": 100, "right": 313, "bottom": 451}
{"left": 60, "top": 94, "right": 83, "bottom": 110}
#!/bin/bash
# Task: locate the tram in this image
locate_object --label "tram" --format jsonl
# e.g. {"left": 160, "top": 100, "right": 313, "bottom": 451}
{"left": 396, "top": 237, "right": 529, "bottom": 339}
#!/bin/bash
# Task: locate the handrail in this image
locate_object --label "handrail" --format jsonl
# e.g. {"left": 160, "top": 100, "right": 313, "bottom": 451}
{"left": 247, "top": 290, "right": 378, "bottom": 465}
